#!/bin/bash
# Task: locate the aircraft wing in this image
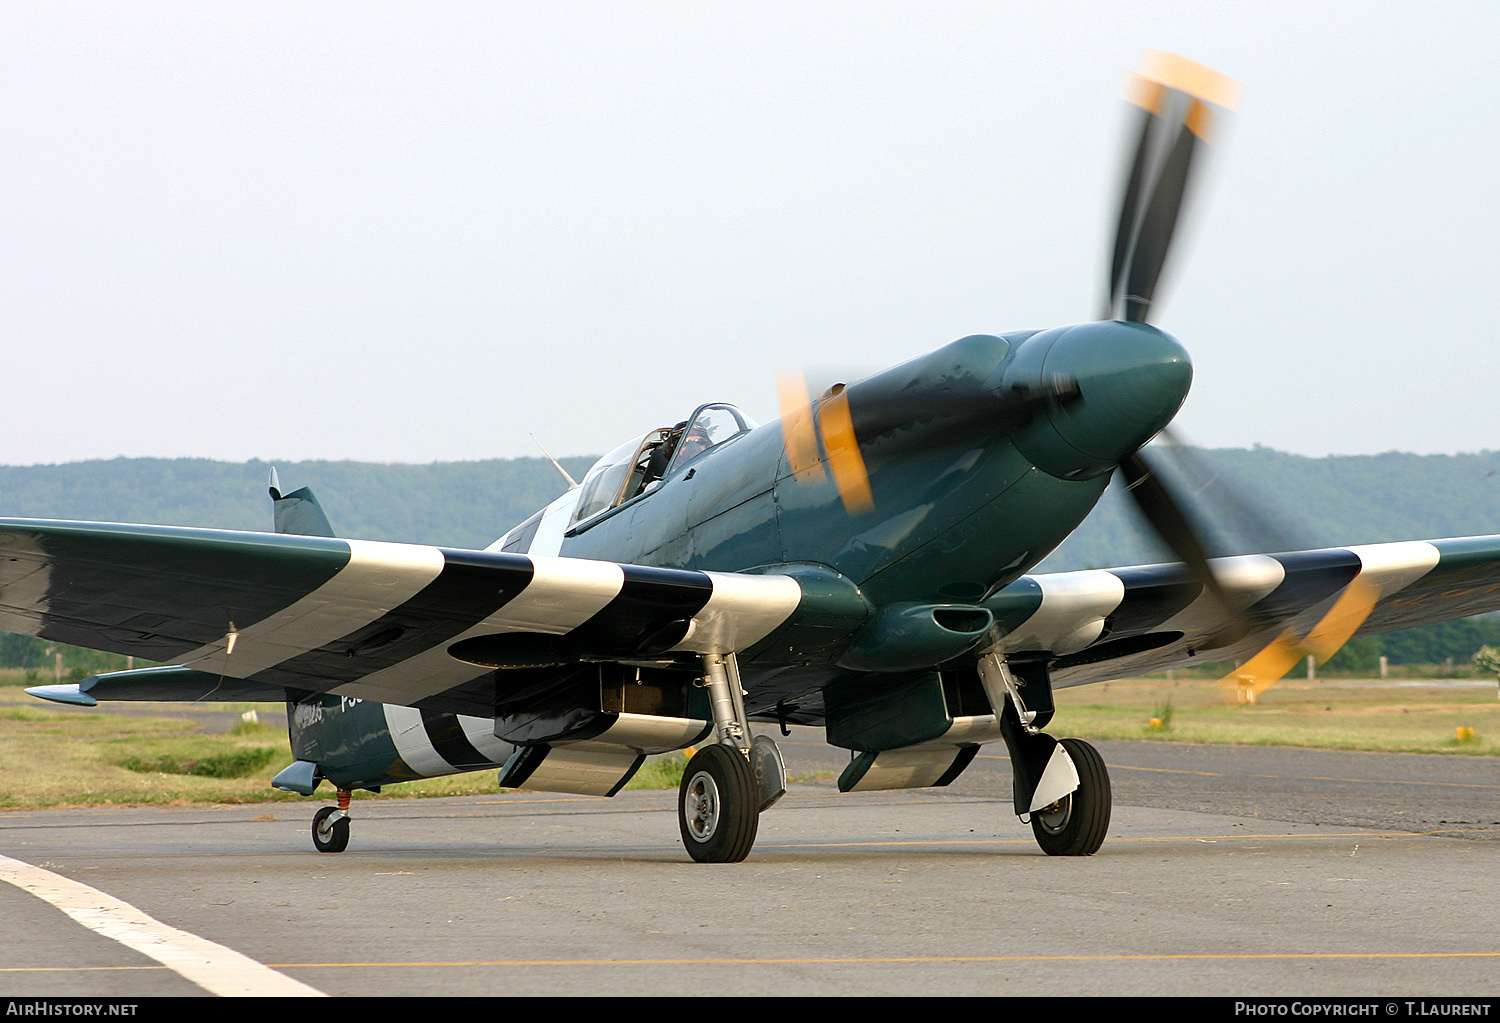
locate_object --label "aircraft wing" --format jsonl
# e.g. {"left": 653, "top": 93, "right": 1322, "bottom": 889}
{"left": 0, "top": 519, "right": 805, "bottom": 712}
{"left": 987, "top": 536, "right": 1500, "bottom": 687}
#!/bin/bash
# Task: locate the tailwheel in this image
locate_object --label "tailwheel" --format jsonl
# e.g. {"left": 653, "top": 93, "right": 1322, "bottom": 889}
{"left": 1030, "top": 738, "right": 1111, "bottom": 857}
{"left": 312, "top": 794, "right": 351, "bottom": 853}
{"left": 678, "top": 743, "right": 759, "bottom": 863}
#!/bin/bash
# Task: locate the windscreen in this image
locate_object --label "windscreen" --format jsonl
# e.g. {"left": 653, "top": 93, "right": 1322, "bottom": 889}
{"left": 572, "top": 437, "right": 645, "bottom": 523}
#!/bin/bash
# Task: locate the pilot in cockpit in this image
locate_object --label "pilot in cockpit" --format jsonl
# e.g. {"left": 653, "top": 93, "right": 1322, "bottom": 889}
{"left": 636, "top": 416, "right": 717, "bottom": 498}
{"left": 640, "top": 421, "right": 687, "bottom": 490}
{"left": 673, "top": 422, "right": 714, "bottom": 466}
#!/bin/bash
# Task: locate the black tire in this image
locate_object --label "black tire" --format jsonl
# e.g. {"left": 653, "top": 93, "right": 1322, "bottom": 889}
{"left": 1030, "top": 738, "right": 1111, "bottom": 856}
{"left": 312, "top": 805, "right": 350, "bottom": 853}
{"left": 678, "top": 744, "right": 759, "bottom": 863}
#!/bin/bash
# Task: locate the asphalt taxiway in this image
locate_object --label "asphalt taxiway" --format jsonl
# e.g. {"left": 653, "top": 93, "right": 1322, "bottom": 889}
{"left": 1, "top": 734, "right": 1497, "bottom": 997}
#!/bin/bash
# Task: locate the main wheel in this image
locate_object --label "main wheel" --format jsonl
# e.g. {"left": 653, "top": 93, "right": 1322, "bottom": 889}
{"left": 678, "top": 743, "right": 759, "bottom": 863}
{"left": 1030, "top": 737, "right": 1111, "bottom": 856}
{"left": 312, "top": 806, "right": 350, "bottom": 853}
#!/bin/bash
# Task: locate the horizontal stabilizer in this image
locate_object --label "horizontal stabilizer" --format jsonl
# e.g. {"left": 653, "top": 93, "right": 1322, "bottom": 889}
{"left": 272, "top": 760, "right": 321, "bottom": 795}
{"left": 27, "top": 665, "right": 289, "bottom": 704}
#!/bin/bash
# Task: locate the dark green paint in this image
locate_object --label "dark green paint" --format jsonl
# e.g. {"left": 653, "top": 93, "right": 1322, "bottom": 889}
{"left": 823, "top": 671, "right": 953, "bottom": 752}
{"left": 286, "top": 692, "right": 412, "bottom": 791}
{"left": 836, "top": 602, "right": 992, "bottom": 672}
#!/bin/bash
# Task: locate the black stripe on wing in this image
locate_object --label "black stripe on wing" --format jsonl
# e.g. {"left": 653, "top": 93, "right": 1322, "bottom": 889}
{"left": 565, "top": 564, "right": 715, "bottom": 658}
{"left": 1101, "top": 563, "right": 1201, "bottom": 640}
{"left": 1249, "top": 550, "right": 1362, "bottom": 628}
{"left": 253, "top": 550, "right": 536, "bottom": 688}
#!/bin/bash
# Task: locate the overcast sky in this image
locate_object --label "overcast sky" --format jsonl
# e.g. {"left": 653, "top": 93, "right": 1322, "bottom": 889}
{"left": 1, "top": 1, "right": 1495, "bottom": 465}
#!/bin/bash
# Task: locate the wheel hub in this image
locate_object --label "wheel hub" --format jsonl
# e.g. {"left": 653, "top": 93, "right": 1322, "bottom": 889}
{"left": 684, "top": 770, "right": 721, "bottom": 842}
{"left": 1034, "top": 795, "right": 1072, "bottom": 835}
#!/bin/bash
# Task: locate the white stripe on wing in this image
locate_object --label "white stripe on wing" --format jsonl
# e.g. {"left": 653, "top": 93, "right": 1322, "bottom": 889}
{"left": 171, "top": 539, "right": 446, "bottom": 676}
{"left": 332, "top": 554, "right": 626, "bottom": 704}
{"left": 999, "top": 570, "right": 1126, "bottom": 655}
{"left": 1155, "top": 553, "right": 1286, "bottom": 637}
{"left": 1347, "top": 540, "right": 1441, "bottom": 593}
{"left": 672, "top": 570, "right": 802, "bottom": 654}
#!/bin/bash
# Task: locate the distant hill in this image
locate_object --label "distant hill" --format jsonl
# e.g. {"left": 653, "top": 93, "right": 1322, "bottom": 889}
{"left": 0, "top": 455, "right": 596, "bottom": 550}
{"left": 7, "top": 447, "right": 1497, "bottom": 562}
{"left": 1038, "top": 446, "right": 1500, "bottom": 571}
{"left": 5, "top": 447, "right": 1500, "bottom": 673}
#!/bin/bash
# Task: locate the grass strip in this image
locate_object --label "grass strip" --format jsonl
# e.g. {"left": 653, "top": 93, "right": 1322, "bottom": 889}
{"left": 1, "top": 674, "right": 1496, "bottom": 810}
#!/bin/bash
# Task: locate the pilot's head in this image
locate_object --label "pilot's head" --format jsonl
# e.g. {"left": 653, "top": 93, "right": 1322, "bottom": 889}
{"left": 677, "top": 423, "right": 712, "bottom": 462}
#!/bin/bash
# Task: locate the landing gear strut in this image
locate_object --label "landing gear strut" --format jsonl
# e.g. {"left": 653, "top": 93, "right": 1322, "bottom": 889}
{"left": 312, "top": 790, "right": 352, "bottom": 853}
{"left": 678, "top": 653, "right": 775, "bottom": 863}
{"left": 979, "top": 652, "right": 1112, "bottom": 856}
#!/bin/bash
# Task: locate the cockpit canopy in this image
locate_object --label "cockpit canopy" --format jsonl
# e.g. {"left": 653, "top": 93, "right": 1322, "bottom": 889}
{"left": 570, "top": 403, "right": 757, "bottom": 525}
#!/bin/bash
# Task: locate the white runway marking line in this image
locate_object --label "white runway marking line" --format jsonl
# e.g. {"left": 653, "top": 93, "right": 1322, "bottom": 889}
{"left": 0, "top": 854, "right": 325, "bottom": 997}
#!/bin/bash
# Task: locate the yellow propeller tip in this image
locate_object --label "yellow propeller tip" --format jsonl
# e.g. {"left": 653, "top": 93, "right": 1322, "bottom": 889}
{"left": 1135, "top": 51, "right": 1242, "bottom": 112}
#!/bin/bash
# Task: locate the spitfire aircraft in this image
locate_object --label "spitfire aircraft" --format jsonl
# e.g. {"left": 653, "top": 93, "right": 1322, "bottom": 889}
{"left": 16, "top": 54, "right": 1500, "bottom": 863}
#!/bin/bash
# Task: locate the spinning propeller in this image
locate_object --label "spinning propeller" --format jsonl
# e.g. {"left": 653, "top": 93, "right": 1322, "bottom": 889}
{"left": 774, "top": 52, "right": 1377, "bottom": 694}
{"left": 1102, "top": 50, "right": 1243, "bottom": 589}
{"left": 1105, "top": 54, "right": 1376, "bottom": 698}
{"left": 776, "top": 369, "right": 1079, "bottom": 514}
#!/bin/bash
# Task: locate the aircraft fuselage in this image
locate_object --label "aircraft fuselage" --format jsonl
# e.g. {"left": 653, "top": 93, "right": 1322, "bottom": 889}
{"left": 551, "top": 321, "right": 1191, "bottom": 611}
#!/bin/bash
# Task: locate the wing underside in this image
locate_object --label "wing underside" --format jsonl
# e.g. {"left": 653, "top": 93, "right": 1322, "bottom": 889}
{"left": 988, "top": 536, "right": 1500, "bottom": 687}
{"left": 7, "top": 517, "right": 1500, "bottom": 714}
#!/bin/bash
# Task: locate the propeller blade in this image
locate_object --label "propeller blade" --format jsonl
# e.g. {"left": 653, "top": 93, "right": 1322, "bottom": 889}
{"left": 776, "top": 372, "right": 872, "bottom": 514}
{"left": 1118, "top": 450, "right": 1242, "bottom": 633}
{"left": 819, "top": 384, "right": 875, "bottom": 514}
{"left": 1226, "top": 576, "right": 1381, "bottom": 704}
{"left": 776, "top": 369, "right": 1081, "bottom": 516}
{"left": 1105, "top": 100, "right": 1159, "bottom": 321}
{"left": 776, "top": 369, "right": 828, "bottom": 485}
{"left": 1122, "top": 113, "right": 1201, "bottom": 323}
{"left": 1105, "top": 52, "right": 1240, "bottom": 324}
{"left": 1124, "top": 432, "right": 1376, "bottom": 704}
{"left": 1134, "top": 427, "right": 1318, "bottom": 557}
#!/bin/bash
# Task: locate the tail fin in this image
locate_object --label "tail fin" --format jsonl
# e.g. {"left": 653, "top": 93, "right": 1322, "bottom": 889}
{"left": 268, "top": 467, "right": 336, "bottom": 538}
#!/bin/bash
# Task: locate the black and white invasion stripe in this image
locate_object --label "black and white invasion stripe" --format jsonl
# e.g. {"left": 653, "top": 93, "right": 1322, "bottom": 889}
{"left": 171, "top": 542, "right": 800, "bottom": 709}
{"left": 991, "top": 539, "right": 1468, "bottom": 687}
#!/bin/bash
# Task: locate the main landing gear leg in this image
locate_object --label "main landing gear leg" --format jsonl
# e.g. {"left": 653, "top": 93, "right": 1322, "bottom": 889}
{"left": 679, "top": 652, "right": 768, "bottom": 863}
{"left": 978, "top": 653, "right": 1111, "bottom": 856}
{"left": 312, "top": 788, "right": 352, "bottom": 853}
